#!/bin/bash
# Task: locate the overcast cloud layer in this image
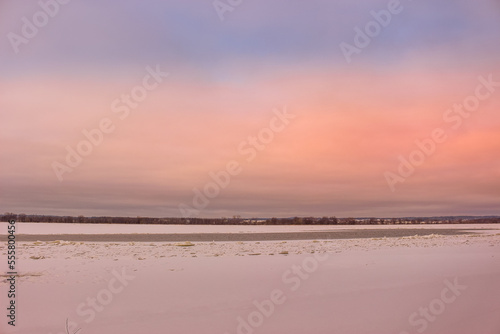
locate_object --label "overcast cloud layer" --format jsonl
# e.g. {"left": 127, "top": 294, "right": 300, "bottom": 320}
{"left": 1, "top": 0, "right": 499, "bottom": 218}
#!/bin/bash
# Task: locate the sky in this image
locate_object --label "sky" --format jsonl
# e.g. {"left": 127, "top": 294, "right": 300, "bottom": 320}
{"left": 1, "top": 0, "right": 500, "bottom": 218}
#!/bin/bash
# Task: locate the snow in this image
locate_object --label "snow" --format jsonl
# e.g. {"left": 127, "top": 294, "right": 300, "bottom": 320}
{"left": 1, "top": 226, "right": 499, "bottom": 334}
{"left": 0, "top": 222, "right": 498, "bottom": 235}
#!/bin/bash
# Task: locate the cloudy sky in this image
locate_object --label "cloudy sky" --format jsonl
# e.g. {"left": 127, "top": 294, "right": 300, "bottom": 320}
{"left": 1, "top": 0, "right": 500, "bottom": 218}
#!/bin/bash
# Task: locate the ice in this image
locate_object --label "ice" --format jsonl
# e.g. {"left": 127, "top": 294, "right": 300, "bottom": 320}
{"left": 0, "top": 226, "right": 499, "bottom": 334}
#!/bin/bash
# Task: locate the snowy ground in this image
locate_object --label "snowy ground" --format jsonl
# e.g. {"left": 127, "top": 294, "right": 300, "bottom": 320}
{"left": 0, "top": 222, "right": 498, "bottom": 235}
{"left": 1, "top": 224, "right": 499, "bottom": 334}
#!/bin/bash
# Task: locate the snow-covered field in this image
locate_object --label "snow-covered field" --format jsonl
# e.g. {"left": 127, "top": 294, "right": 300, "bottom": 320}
{"left": 1, "top": 222, "right": 499, "bottom": 235}
{"left": 1, "top": 224, "right": 500, "bottom": 334}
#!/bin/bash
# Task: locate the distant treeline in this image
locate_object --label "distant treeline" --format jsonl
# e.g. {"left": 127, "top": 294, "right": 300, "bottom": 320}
{"left": 1, "top": 213, "right": 499, "bottom": 225}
